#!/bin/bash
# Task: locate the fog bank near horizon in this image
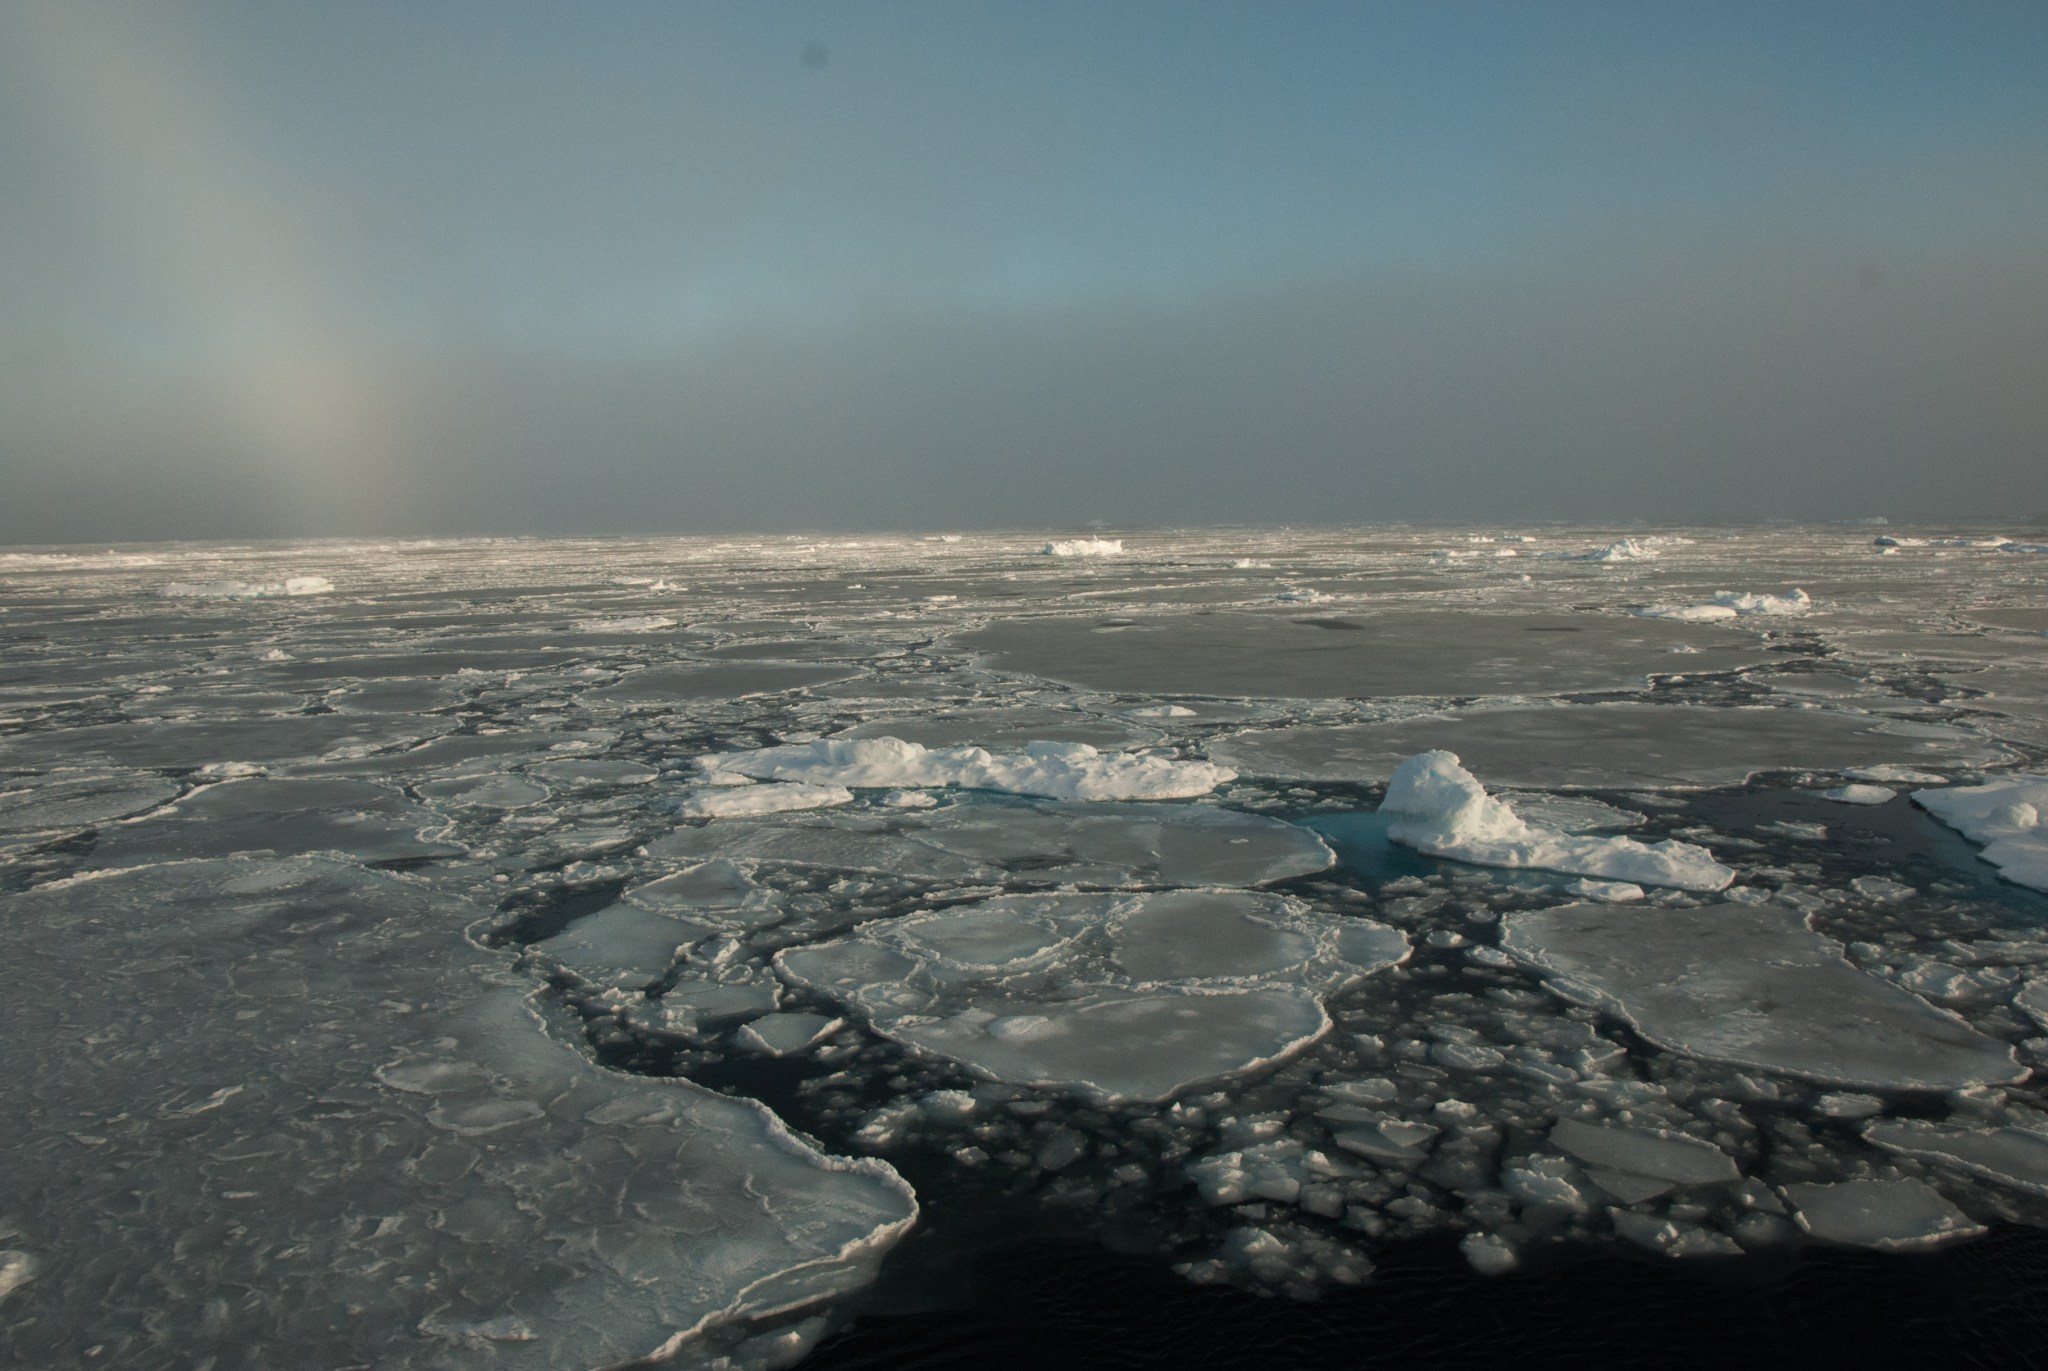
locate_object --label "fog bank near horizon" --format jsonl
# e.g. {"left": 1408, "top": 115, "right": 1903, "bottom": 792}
{"left": 4, "top": 1, "right": 2045, "bottom": 543}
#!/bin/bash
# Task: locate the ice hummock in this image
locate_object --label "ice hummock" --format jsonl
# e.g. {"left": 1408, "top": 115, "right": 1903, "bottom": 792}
{"left": 1040, "top": 537, "right": 1124, "bottom": 557}
{"left": 1500, "top": 902, "right": 2024, "bottom": 1090}
{"left": 1379, "top": 751, "right": 1734, "bottom": 891}
{"left": 695, "top": 735, "right": 1236, "bottom": 802}
{"left": 777, "top": 890, "right": 1407, "bottom": 1102}
{"left": 1912, "top": 775, "right": 2048, "bottom": 892}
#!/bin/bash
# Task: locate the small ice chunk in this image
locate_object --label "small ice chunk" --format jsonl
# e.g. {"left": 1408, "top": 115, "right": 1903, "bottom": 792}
{"left": 1040, "top": 538, "right": 1124, "bottom": 557}
{"left": 1609, "top": 1212, "right": 1743, "bottom": 1258}
{"left": 1459, "top": 1233, "right": 1519, "bottom": 1275}
{"left": 1380, "top": 751, "right": 1733, "bottom": 891}
{"left": 1549, "top": 1118, "right": 1739, "bottom": 1186}
{"left": 1913, "top": 775, "right": 2048, "bottom": 892}
{"left": 1815, "top": 1093, "right": 1885, "bottom": 1119}
{"left": 1782, "top": 1179, "right": 1985, "bottom": 1251}
{"left": 881, "top": 790, "right": 939, "bottom": 808}
{"left": 1849, "top": 875, "right": 1914, "bottom": 903}
{"left": 678, "top": 782, "right": 855, "bottom": 818}
{"left": 1823, "top": 784, "right": 1895, "bottom": 806}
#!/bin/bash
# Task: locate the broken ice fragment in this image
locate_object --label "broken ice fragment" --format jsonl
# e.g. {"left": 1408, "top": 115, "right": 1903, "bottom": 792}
{"left": 1863, "top": 1119, "right": 2048, "bottom": 1197}
{"left": 1548, "top": 1118, "right": 1739, "bottom": 1186}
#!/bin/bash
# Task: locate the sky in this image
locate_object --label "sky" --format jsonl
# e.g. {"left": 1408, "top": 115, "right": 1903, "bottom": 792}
{"left": 2, "top": 0, "right": 2045, "bottom": 541}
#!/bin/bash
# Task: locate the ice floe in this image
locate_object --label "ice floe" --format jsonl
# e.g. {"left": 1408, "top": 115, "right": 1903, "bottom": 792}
{"left": 1782, "top": 1180, "right": 1984, "bottom": 1251}
{"left": 1379, "top": 751, "right": 1733, "bottom": 891}
{"left": 1864, "top": 1120, "right": 2048, "bottom": 1197}
{"left": 0, "top": 857, "right": 915, "bottom": 1369}
{"left": 777, "top": 889, "right": 1407, "bottom": 1101}
{"left": 1500, "top": 902, "right": 2024, "bottom": 1089}
{"left": 695, "top": 736, "right": 1236, "bottom": 802}
{"left": 1912, "top": 775, "right": 2048, "bottom": 893}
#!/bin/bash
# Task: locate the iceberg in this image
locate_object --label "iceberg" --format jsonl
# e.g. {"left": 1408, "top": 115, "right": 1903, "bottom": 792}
{"left": 1379, "top": 751, "right": 1734, "bottom": 891}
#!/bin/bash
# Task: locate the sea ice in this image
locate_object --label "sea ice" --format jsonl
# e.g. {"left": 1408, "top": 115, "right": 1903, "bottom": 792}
{"left": 1912, "top": 775, "right": 2048, "bottom": 892}
{"left": 1782, "top": 1180, "right": 1986, "bottom": 1250}
{"left": 572, "top": 614, "right": 676, "bottom": 633}
{"left": 1379, "top": 751, "right": 1733, "bottom": 891}
{"left": 1501, "top": 903, "right": 2024, "bottom": 1090}
{"left": 1548, "top": 1118, "right": 1739, "bottom": 1185}
{"left": 1213, "top": 703, "right": 1999, "bottom": 789}
{"left": 954, "top": 611, "right": 1763, "bottom": 701}
{"left": 0, "top": 857, "right": 915, "bottom": 1369}
{"left": 695, "top": 736, "right": 1236, "bottom": 802}
{"left": 776, "top": 890, "right": 1406, "bottom": 1101}
{"left": 1863, "top": 1120, "right": 2048, "bottom": 1197}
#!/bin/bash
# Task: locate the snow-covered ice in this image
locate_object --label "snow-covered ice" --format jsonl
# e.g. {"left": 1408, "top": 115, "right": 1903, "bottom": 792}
{"left": 1913, "top": 775, "right": 2048, "bottom": 892}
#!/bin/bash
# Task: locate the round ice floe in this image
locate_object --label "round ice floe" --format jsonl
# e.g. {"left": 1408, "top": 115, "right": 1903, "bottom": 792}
{"left": 775, "top": 890, "right": 1406, "bottom": 1102}
{"left": 1212, "top": 703, "right": 2003, "bottom": 790}
{"left": 1501, "top": 902, "right": 2024, "bottom": 1090}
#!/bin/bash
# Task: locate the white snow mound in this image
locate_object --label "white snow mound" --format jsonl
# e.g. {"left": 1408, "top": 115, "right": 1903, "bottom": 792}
{"left": 696, "top": 736, "right": 1235, "bottom": 802}
{"left": 1913, "top": 775, "right": 2048, "bottom": 893}
{"left": 1379, "top": 751, "right": 1733, "bottom": 891}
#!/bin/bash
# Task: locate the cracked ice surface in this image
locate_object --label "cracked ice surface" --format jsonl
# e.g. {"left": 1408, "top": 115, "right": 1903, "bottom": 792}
{"left": 0, "top": 858, "right": 914, "bottom": 1370}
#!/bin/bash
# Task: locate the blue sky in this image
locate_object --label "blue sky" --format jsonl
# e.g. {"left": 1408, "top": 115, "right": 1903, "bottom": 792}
{"left": 3, "top": 1, "right": 2045, "bottom": 537}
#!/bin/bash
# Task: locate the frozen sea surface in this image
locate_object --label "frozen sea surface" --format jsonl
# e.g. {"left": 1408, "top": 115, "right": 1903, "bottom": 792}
{"left": 3, "top": 525, "right": 2047, "bottom": 1368}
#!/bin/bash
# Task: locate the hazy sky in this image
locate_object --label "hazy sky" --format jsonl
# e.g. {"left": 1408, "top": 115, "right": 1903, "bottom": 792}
{"left": 3, "top": 0, "right": 2045, "bottom": 541}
